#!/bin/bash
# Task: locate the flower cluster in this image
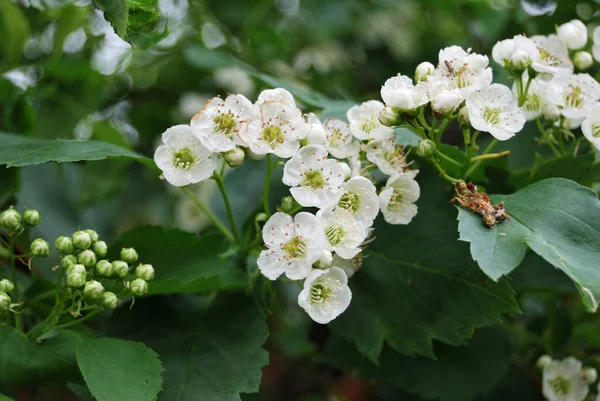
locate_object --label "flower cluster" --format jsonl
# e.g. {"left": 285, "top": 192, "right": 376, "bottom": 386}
{"left": 537, "top": 355, "right": 598, "bottom": 401}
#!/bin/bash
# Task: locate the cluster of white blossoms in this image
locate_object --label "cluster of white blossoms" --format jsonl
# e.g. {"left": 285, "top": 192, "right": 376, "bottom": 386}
{"left": 537, "top": 355, "right": 598, "bottom": 401}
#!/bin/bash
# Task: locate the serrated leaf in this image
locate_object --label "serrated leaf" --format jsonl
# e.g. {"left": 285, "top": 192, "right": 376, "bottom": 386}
{"left": 0, "top": 132, "right": 153, "bottom": 168}
{"left": 330, "top": 174, "right": 520, "bottom": 362}
{"left": 76, "top": 338, "right": 163, "bottom": 401}
{"left": 457, "top": 178, "right": 600, "bottom": 312}
{"left": 112, "top": 227, "right": 247, "bottom": 294}
{"left": 107, "top": 294, "right": 269, "bottom": 401}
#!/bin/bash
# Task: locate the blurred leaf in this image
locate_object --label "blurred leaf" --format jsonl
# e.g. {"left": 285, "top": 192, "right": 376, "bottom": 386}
{"left": 330, "top": 174, "right": 520, "bottom": 362}
{"left": 0, "top": 0, "right": 31, "bottom": 69}
{"left": 0, "top": 394, "right": 14, "bottom": 401}
{"left": 0, "top": 167, "right": 19, "bottom": 205}
{"left": 458, "top": 178, "right": 600, "bottom": 312}
{"left": 108, "top": 294, "right": 269, "bottom": 401}
{"left": 76, "top": 338, "right": 163, "bottom": 401}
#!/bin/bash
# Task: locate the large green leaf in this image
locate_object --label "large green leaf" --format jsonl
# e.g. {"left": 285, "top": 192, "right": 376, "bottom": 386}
{"left": 0, "top": 132, "right": 153, "bottom": 168}
{"left": 457, "top": 178, "right": 600, "bottom": 312}
{"left": 112, "top": 227, "right": 247, "bottom": 294}
{"left": 330, "top": 174, "right": 520, "bottom": 362}
{"left": 108, "top": 295, "right": 269, "bottom": 401}
{"left": 76, "top": 338, "right": 163, "bottom": 401}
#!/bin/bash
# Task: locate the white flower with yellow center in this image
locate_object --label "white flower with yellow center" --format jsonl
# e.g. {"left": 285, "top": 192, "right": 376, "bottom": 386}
{"left": 466, "top": 84, "right": 525, "bottom": 141}
{"left": 257, "top": 212, "right": 325, "bottom": 281}
{"left": 347, "top": 100, "right": 394, "bottom": 141}
{"left": 581, "top": 103, "right": 600, "bottom": 151}
{"left": 549, "top": 73, "right": 600, "bottom": 120}
{"left": 379, "top": 174, "right": 420, "bottom": 225}
{"left": 298, "top": 266, "right": 352, "bottom": 324}
{"left": 282, "top": 145, "right": 346, "bottom": 208}
{"left": 154, "top": 125, "right": 216, "bottom": 187}
{"left": 364, "top": 138, "right": 416, "bottom": 177}
{"left": 531, "top": 35, "right": 574, "bottom": 75}
{"left": 191, "top": 94, "right": 258, "bottom": 153}
{"left": 492, "top": 35, "right": 540, "bottom": 70}
{"left": 317, "top": 206, "right": 367, "bottom": 259}
{"left": 336, "top": 176, "right": 380, "bottom": 227}
{"left": 307, "top": 118, "right": 359, "bottom": 159}
{"left": 435, "top": 46, "right": 493, "bottom": 99}
{"left": 380, "top": 74, "right": 428, "bottom": 111}
{"left": 542, "top": 357, "right": 589, "bottom": 401}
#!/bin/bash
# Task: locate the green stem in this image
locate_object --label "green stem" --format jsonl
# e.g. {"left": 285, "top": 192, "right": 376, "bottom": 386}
{"left": 464, "top": 139, "right": 498, "bottom": 179}
{"left": 52, "top": 309, "right": 102, "bottom": 331}
{"left": 518, "top": 74, "right": 533, "bottom": 107}
{"left": 213, "top": 170, "right": 241, "bottom": 244}
{"left": 430, "top": 157, "right": 463, "bottom": 183}
{"left": 9, "top": 237, "right": 23, "bottom": 333}
{"left": 27, "top": 270, "right": 65, "bottom": 339}
{"left": 470, "top": 151, "right": 511, "bottom": 161}
{"left": 535, "top": 118, "right": 561, "bottom": 157}
{"left": 180, "top": 186, "right": 235, "bottom": 243}
{"left": 434, "top": 119, "right": 451, "bottom": 144}
{"left": 263, "top": 154, "right": 275, "bottom": 217}
{"left": 417, "top": 107, "right": 431, "bottom": 133}
{"left": 434, "top": 149, "right": 462, "bottom": 167}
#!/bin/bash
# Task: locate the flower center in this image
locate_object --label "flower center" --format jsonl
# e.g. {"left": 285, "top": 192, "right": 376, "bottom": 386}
{"left": 302, "top": 170, "right": 325, "bottom": 189}
{"left": 382, "top": 144, "right": 409, "bottom": 171}
{"left": 360, "top": 118, "right": 378, "bottom": 134}
{"left": 325, "top": 224, "right": 344, "bottom": 247}
{"left": 327, "top": 128, "right": 344, "bottom": 147}
{"left": 262, "top": 125, "right": 285, "bottom": 147}
{"left": 309, "top": 278, "right": 341, "bottom": 305}
{"left": 483, "top": 107, "right": 502, "bottom": 125}
{"left": 539, "top": 48, "right": 559, "bottom": 67}
{"left": 283, "top": 236, "right": 306, "bottom": 259}
{"left": 173, "top": 148, "right": 196, "bottom": 170}
{"left": 338, "top": 191, "right": 361, "bottom": 213}
{"left": 548, "top": 377, "right": 571, "bottom": 396}
{"left": 388, "top": 188, "right": 407, "bottom": 211}
{"left": 523, "top": 94, "right": 541, "bottom": 113}
{"left": 213, "top": 112, "right": 236, "bottom": 136}
{"left": 565, "top": 86, "right": 584, "bottom": 109}
{"left": 454, "top": 65, "right": 471, "bottom": 88}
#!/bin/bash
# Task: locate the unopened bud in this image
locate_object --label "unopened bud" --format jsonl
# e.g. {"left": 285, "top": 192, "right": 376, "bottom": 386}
{"left": 67, "top": 265, "right": 87, "bottom": 287}
{"left": 85, "top": 229, "right": 99, "bottom": 243}
{"left": 55, "top": 236, "right": 75, "bottom": 254}
{"left": 510, "top": 49, "right": 530, "bottom": 70}
{"left": 537, "top": 354, "right": 553, "bottom": 370}
{"left": 130, "top": 278, "right": 149, "bottom": 296}
{"left": 0, "top": 207, "right": 21, "bottom": 230}
{"left": 415, "top": 61, "right": 435, "bottom": 82}
{"left": 100, "top": 291, "right": 118, "bottom": 309}
{"left": 378, "top": 106, "right": 400, "bottom": 126}
{"left": 0, "top": 279, "right": 14, "bottom": 293}
{"left": 112, "top": 260, "right": 129, "bottom": 278}
{"left": 417, "top": 139, "right": 436, "bottom": 157}
{"left": 83, "top": 280, "right": 104, "bottom": 300}
{"left": 583, "top": 367, "right": 598, "bottom": 384}
{"left": 92, "top": 241, "right": 108, "bottom": 258}
{"left": 314, "top": 250, "right": 333, "bottom": 269}
{"left": 542, "top": 104, "right": 561, "bottom": 121}
{"left": 339, "top": 162, "right": 352, "bottom": 180}
{"left": 0, "top": 292, "right": 11, "bottom": 313}
{"left": 31, "top": 238, "right": 50, "bottom": 257}
{"left": 77, "top": 250, "right": 97, "bottom": 268}
{"left": 458, "top": 106, "right": 470, "bottom": 127}
{"left": 67, "top": 263, "right": 86, "bottom": 276}
{"left": 574, "top": 51, "right": 593, "bottom": 71}
{"left": 120, "top": 248, "right": 138, "bottom": 264}
{"left": 224, "top": 147, "right": 245, "bottom": 167}
{"left": 95, "top": 260, "right": 113, "bottom": 277}
{"left": 72, "top": 231, "right": 92, "bottom": 250}
{"left": 60, "top": 254, "right": 78, "bottom": 270}
{"left": 135, "top": 264, "right": 155, "bottom": 281}
{"left": 23, "top": 210, "right": 41, "bottom": 226}
{"left": 278, "top": 196, "right": 295, "bottom": 213}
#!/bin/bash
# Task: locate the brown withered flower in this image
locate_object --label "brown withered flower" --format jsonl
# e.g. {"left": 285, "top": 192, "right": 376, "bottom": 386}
{"left": 451, "top": 182, "right": 509, "bottom": 228}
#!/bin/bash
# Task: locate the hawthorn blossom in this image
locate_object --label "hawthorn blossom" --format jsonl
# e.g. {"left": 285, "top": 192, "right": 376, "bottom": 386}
{"left": 347, "top": 100, "right": 394, "bottom": 141}
{"left": 364, "top": 138, "right": 416, "bottom": 177}
{"left": 317, "top": 206, "right": 367, "bottom": 259}
{"left": 542, "top": 357, "right": 589, "bottom": 401}
{"left": 556, "top": 20, "right": 588, "bottom": 50}
{"left": 512, "top": 72, "right": 553, "bottom": 121}
{"left": 531, "top": 35, "right": 574, "bottom": 75}
{"left": 380, "top": 75, "right": 428, "bottom": 111}
{"left": 256, "top": 87, "right": 296, "bottom": 106}
{"left": 379, "top": 174, "right": 420, "bottom": 225}
{"left": 550, "top": 73, "right": 600, "bottom": 120}
{"left": 428, "top": 79, "right": 462, "bottom": 115}
{"left": 307, "top": 117, "right": 359, "bottom": 159}
{"left": 581, "top": 103, "right": 600, "bottom": 151}
{"left": 336, "top": 176, "right": 380, "bottom": 227}
{"left": 435, "top": 46, "right": 493, "bottom": 98}
{"left": 492, "top": 35, "right": 540, "bottom": 70}
{"left": 298, "top": 266, "right": 352, "bottom": 324}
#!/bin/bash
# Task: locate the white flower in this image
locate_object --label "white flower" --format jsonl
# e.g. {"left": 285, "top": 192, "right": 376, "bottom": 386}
{"left": 298, "top": 266, "right": 352, "bottom": 324}
{"left": 550, "top": 73, "right": 600, "bottom": 120}
{"left": 191, "top": 94, "right": 258, "bottom": 153}
{"left": 303, "top": 112, "right": 325, "bottom": 141}
{"left": 557, "top": 20, "right": 588, "bottom": 50}
{"left": 379, "top": 174, "right": 420, "bottom": 225}
{"left": 531, "top": 35, "right": 574, "bottom": 75}
{"left": 364, "top": 138, "right": 416, "bottom": 176}
{"left": 436, "top": 46, "right": 493, "bottom": 99}
{"left": 238, "top": 100, "right": 305, "bottom": 158}
{"left": 282, "top": 145, "right": 346, "bottom": 208}
{"left": 492, "top": 35, "right": 540, "bottom": 70}
{"left": 592, "top": 27, "right": 600, "bottom": 63}
{"left": 380, "top": 75, "right": 428, "bottom": 111}
{"left": 415, "top": 61, "right": 435, "bottom": 82}
{"left": 336, "top": 176, "right": 380, "bottom": 227}
{"left": 317, "top": 206, "right": 366, "bottom": 259}
{"left": 333, "top": 253, "right": 363, "bottom": 278}
{"left": 154, "top": 125, "right": 216, "bottom": 187}
{"left": 347, "top": 100, "right": 394, "bottom": 141}
{"left": 512, "top": 72, "right": 553, "bottom": 121}
{"left": 257, "top": 212, "right": 325, "bottom": 280}
{"left": 581, "top": 103, "right": 600, "bottom": 151}
{"left": 466, "top": 83, "right": 525, "bottom": 141}
{"left": 429, "top": 80, "right": 462, "bottom": 115}
{"left": 542, "top": 357, "right": 589, "bottom": 401}
{"left": 307, "top": 118, "right": 359, "bottom": 159}
{"left": 213, "top": 66, "right": 256, "bottom": 98}
{"left": 257, "top": 88, "right": 296, "bottom": 106}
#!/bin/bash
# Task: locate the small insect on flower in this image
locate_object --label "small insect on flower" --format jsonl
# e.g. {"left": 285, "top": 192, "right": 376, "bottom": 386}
{"left": 451, "top": 182, "right": 509, "bottom": 228}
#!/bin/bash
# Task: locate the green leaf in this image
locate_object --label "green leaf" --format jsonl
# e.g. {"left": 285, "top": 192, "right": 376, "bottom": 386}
{"left": 107, "top": 294, "right": 269, "bottom": 401}
{"left": 76, "top": 338, "right": 163, "bottom": 401}
{"left": 457, "top": 178, "right": 600, "bottom": 312}
{"left": 0, "top": 166, "right": 19, "bottom": 205}
{"left": 112, "top": 227, "right": 247, "bottom": 295}
{"left": 0, "top": 0, "right": 31, "bottom": 69}
{"left": 325, "top": 328, "right": 510, "bottom": 401}
{"left": 330, "top": 174, "right": 520, "bottom": 362}
{"left": 0, "top": 132, "right": 153, "bottom": 168}
{"left": 0, "top": 327, "right": 83, "bottom": 387}
{"left": 0, "top": 394, "right": 15, "bottom": 401}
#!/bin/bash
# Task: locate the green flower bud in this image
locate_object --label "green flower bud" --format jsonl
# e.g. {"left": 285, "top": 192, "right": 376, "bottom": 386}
{"left": 67, "top": 263, "right": 86, "bottom": 276}
{"left": 67, "top": 272, "right": 86, "bottom": 288}
{"left": 85, "top": 229, "right": 99, "bottom": 243}
{"left": 0, "top": 291, "right": 11, "bottom": 313}
{"left": 224, "top": 147, "right": 245, "bottom": 167}
{"left": 120, "top": 248, "right": 138, "bottom": 264}
{"left": 574, "top": 51, "right": 593, "bottom": 71}
{"left": 83, "top": 280, "right": 104, "bottom": 300}
{"left": 72, "top": 231, "right": 92, "bottom": 250}
{"left": 23, "top": 210, "right": 41, "bottom": 226}
{"left": 314, "top": 250, "right": 333, "bottom": 269}
{"left": 417, "top": 139, "right": 436, "bottom": 157}
{"left": 92, "top": 240, "right": 108, "bottom": 258}
{"left": 378, "top": 105, "right": 401, "bottom": 126}
{"left": 458, "top": 106, "right": 470, "bottom": 128}
{"left": 583, "top": 367, "right": 597, "bottom": 384}
{"left": 60, "top": 254, "right": 78, "bottom": 270}
{"left": 95, "top": 260, "right": 113, "bottom": 277}
{"left": 537, "top": 354, "right": 552, "bottom": 370}
{"left": 31, "top": 238, "right": 50, "bottom": 257}
{"left": 100, "top": 291, "right": 118, "bottom": 309}
{"left": 278, "top": 196, "right": 295, "bottom": 213}
{"left": 0, "top": 207, "right": 21, "bottom": 230}
{"left": 55, "top": 236, "right": 75, "bottom": 254}
{"left": 77, "top": 249, "right": 97, "bottom": 268}
{"left": 111, "top": 260, "right": 129, "bottom": 278}
{"left": 135, "top": 264, "right": 155, "bottom": 281}
{"left": 0, "top": 279, "right": 14, "bottom": 293}
{"left": 130, "top": 278, "right": 149, "bottom": 296}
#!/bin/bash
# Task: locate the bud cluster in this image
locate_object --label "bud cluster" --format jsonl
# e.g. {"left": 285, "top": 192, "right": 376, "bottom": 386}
{"left": 0, "top": 206, "right": 43, "bottom": 235}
